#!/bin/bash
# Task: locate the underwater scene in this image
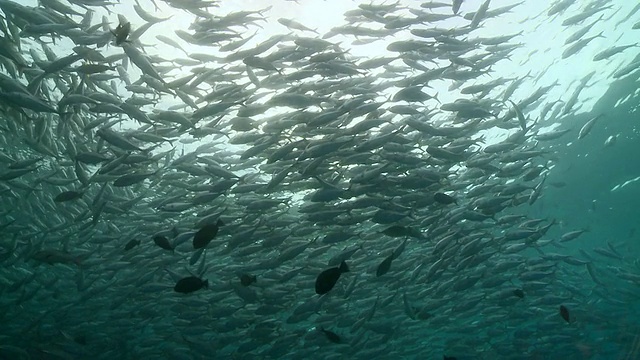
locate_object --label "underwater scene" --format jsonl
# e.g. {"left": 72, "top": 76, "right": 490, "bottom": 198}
{"left": 0, "top": 0, "right": 639, "bottom": 359}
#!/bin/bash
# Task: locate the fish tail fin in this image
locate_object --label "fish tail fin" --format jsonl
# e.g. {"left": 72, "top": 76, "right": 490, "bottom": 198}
{"left": 339, "top": 260, "right": 349, "bottom": 273}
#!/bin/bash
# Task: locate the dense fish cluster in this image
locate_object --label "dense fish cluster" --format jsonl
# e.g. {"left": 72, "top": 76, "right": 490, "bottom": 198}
{"left": 0, "top": 0, "right": 639, "bottom": 359}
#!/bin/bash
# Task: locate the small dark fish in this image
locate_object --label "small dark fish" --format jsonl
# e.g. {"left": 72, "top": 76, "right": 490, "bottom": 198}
{"left": 111, "top": 21, "right": 131, "bottom": 45}
{"left": 174, "top": 276, "right": 208, "bottom": 293}
{"left": 444, "top": 356, "right": 457, "bottom": 360}
{"left": 153, "top": 235, "right": 174, "bottom": 251}
{"left": 376, "top": 254, "right": 394, "bottom": 277}
{"left": 315, "top": 260, "right": 349, "bottom": 295}
{"left": 433, "top": 192, "right": 456, "bottom": 204}
{"left": 320, "top": 327, "right": 341, "bottom": 344}
{"left": 193, "top": 219, "right": 224, "bottom": 249}
{"left": 124, "top": 239, "right": 140, "bottom": 251}
{"left": 382, "top": 225, "right": 423, "bottom": 239}
{"left": 239, "top": 273, "right": 257, "bottom": 286}
{"left": 381, "top": 225, "right": 411, "bottom": 237}
{"left": 32, "top": 249, "right": 82, "bottom": 265}
{"left": 54, "top": 190, "right": 83, "bottom": 202}
{"left": 74, "top": 335, "right": 87, "bottom": 345}
{"left": 513, "top": 289, "right": 525, "bottom": 298}
{"left": 560, "top": 305, "right": 570, "bottom": 323}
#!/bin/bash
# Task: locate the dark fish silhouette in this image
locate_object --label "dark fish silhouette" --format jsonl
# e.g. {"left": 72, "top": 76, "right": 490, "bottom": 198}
{"left": 193, "top": 219, "right": 224, "bottom": 249}
{"left": 124, "top": 239, "right": 140, "bottom": 251}
{"left": 111, "top": 21, "right": 131, "bottom": 45}
{"left": 54, "top": 190, "right": 83, "bottom": 202}
{"left": 74, "top": 335, "right": 87, "bottom": 345}
{"left": 153, "top": 235, "right": 174, "bottom": 251}
{"left": 381, "top": 225, "right": 411, "bottom": 237}
{"left": 239, "top": 273, "right": 257, "bottom": 286}
{"left": 513, "top": 289, "right": 525, "bottom": 298}
{"left": 174, "top": 276, "right": 208, "bottom": 293}
{"left": 32, "top": 249, "right": 82, "bottom": 266}
{"left": 376, "top": 254, "right": 394, "bottom": 277}
{"left": 433, "top": 192, "right": 456, "bottom": 204}
{"left": 315, "top": 261, "right": 349, "bottom": 295}
{"left": 560, "top": 305, "right": 570, "bottom": 323}
{"left": 320, "top": 327, "right": 341, "bottom": 344}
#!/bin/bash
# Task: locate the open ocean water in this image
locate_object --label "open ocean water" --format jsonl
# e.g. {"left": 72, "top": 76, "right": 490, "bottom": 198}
{"left": 0, "top": 0, "right": 639, "bottom": 359}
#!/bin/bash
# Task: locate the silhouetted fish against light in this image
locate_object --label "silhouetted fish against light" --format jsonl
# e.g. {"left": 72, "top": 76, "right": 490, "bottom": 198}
{"left": 315, "top": 261, "right": 349, "bottom": 295}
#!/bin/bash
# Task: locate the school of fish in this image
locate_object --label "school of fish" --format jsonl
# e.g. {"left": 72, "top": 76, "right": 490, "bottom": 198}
{"left": 0, "top": 0, "right": 639, "bottom": 359}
